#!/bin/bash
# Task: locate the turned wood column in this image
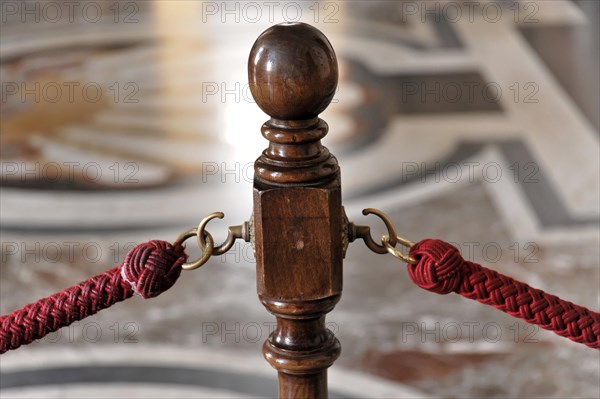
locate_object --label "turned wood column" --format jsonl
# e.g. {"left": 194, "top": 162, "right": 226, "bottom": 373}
{"left": 248, "top": 22, "right": 342, "bottom": 398}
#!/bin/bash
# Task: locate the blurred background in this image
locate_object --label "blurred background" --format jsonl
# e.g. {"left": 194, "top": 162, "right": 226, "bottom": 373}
{"left": 1, "top": 0, "right": 599, "bottom": 397}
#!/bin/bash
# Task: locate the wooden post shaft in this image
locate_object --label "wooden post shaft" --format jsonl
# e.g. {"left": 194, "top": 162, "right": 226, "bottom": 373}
{"left": 248, "top": 23, "right": 342, "bottom": 398}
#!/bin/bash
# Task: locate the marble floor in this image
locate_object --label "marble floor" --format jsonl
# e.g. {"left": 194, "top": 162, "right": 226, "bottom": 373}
{"left": 1, "top": 1, "right": 599, "bottom": 398}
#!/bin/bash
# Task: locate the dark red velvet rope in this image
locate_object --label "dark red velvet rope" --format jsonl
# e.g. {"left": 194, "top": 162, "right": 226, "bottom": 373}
{"left": 408, "top": 239, "right": 600, "bottom": 349}
{"left": 0, "top": 240, "right": 187, "bottom": 354}
{"left": 3, "top": 236, "right": 598, "bottom": 352}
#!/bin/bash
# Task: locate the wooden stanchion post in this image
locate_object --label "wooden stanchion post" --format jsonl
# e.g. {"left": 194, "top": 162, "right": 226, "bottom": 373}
{"left": 248, "top": 22, "right": 343, "bottom": 398}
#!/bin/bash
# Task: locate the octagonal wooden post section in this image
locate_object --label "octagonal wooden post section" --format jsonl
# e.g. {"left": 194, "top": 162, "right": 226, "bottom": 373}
{"left": 248, "top": 22, "right": 343, "bottom": 398}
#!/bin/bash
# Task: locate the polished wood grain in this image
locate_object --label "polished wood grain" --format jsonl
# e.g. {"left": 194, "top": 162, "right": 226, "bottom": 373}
{"left": 249, "top": 22, "right": 342, "bottom": 398}
{"left": 248, "top": 22, "right": 338, "bottom": 121}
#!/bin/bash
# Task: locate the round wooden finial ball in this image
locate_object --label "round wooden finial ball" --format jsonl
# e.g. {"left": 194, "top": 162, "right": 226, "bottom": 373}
{"left": 248, "top": 22, "right": 338, "bottom": 121}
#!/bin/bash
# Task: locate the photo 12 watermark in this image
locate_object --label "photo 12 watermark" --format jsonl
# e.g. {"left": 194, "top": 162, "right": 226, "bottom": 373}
{"left": 1, "top": 1, "right": 140, "bottom": 24}
{"left": 2, "top": 81, "right": 140, "bottom": 104}
{"left": 399, "top": 321, "right": 540, "bottom": 344}
{"left": 400, "top": 161, "right": 539, "bottom": 185}
{"left": 1, "top": 161, "right": 141, "bottom": 186}
{"left": 39, "top": 321, "right": 140, "bottom": 345}
{"left": 1, "top": 241, "right": 140, "bottom": 265}
{"left": 201, "top": 321, "right": 339, "bottom": 344}
{"left": 447, "top": 241, "right": 540, "bottom": 264}
{"left": 198, "top": 81, "right": 340, "bottom": 105}
{"left": 400, "top": 81, "right": 540, "bottom": 105}
{"left": 398, "top": 1, "right": 539, "bottom": 24}
{"left": 200, "top": 1, "right": 340, "bottom": 24}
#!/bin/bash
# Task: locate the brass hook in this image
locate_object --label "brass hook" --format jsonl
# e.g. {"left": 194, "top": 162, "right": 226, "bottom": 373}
{"left": 350, "top": 208, "right": 416, "bottom": 263}
{"left": 351, "top": 208, "right": 398, "bottom": 254}
{"left": 196, "top": 212, "right": 223, "bottom": 252}
{"left": 196, "top": 212, "right": 245, "bottom": 256}
{"left": 175, "top": 212, "right": 249, "bottom": 270}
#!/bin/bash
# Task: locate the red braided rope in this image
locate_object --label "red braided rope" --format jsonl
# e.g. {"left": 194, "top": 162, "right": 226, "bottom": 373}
{"left": 408, "top": 239, "right": 600, "bottom": 349}
{"left": 0, "top": 240, "right": 187, "bottom": 354}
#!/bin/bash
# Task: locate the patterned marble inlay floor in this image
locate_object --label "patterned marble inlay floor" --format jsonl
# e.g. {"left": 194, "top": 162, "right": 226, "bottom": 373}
{"left": 1, "top": 1, "right": 598, "bottom": 397}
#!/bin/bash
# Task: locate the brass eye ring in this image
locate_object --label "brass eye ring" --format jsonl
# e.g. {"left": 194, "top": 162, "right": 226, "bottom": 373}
{"left": 382, "top": 235, "right": 416, "bottom": 264}
{"left": 361, "top": 208, "right": 398, "bottom": 252}
{"left": 176, "top": 229, "right": 215, "bottom": 270}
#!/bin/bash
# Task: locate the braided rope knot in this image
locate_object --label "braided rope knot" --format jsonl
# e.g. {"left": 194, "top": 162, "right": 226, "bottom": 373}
{"left": 407, "top": 238, "right": 600, "bottom": 349}
{"left": 408, "top": 239, "right": 464, "bottom": 295}
{"left": 121, "top": 240, "right": 186, "bottom": 299}
{"left": 1, "top": 239, "right": 188, "bottom": 353}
